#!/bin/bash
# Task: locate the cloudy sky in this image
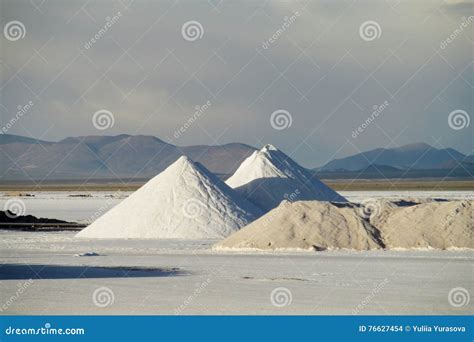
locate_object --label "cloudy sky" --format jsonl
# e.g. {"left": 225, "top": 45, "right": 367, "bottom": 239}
{"left": 1, "top": 0, "right": 472, "bottom": 167}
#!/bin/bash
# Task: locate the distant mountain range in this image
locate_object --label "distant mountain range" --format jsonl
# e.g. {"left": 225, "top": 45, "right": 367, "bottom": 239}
{"left": 0, "top": 134, "right": 472, "bottom": 181}
{"left": 315, "top": 143, "right": 473, "bottom": 179}
{"left": 317, "top": 143, "right": 471, "bottom": 171}
{"left": 0, "top": 134, "right": 255, "bottom": 181}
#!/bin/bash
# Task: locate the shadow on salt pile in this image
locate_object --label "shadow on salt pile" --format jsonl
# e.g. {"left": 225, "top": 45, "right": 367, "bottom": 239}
{"left": 0, "top": 264, "right": 187, "bottom": 280}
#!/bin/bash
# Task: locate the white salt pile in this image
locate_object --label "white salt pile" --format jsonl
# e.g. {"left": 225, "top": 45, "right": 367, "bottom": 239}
{"left": 226, "top": 144, "right": 347, "bottom": 212}
{"left": 371, "top": 200, "right": 473, "bottom": 249}
{"left": 215, "top": 201, "right": 381, "bottom": 250}
{"left": 214, "top": 200, "right": 473, "bottom": 251}
{"left": 76, "top": 156, "right": 262, "bottom": 239}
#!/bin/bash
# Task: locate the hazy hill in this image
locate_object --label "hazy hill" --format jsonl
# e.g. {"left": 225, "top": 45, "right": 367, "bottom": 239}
{"left": 318, "top": 143, "right": 468, "bottom": 171}
{"left": 0, "top": 134, "right": 255, "bottom": 181}
{"left": 1, "top": 135, "right": 471, "bottom": 181}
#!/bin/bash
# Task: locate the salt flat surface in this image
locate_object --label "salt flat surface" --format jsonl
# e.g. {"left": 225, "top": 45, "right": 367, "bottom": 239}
{"left": 339, "top": 190, "right": 474, "bottom": 202}
{"left": 0, "top": 192, "right": 129, "bottom": 223}
{"left": 1, "top": 190, "right": 472, "bottom": 223}
{"left": 0, "top": 231, "right": 472, "bottom": 315}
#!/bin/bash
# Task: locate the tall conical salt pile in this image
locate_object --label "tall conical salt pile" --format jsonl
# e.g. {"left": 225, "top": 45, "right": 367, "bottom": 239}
{"left": 226, "top": 144, "right": 347, "bottom": 212}
{"left": 76, "top": 156, "right": 262, "bottom": 239}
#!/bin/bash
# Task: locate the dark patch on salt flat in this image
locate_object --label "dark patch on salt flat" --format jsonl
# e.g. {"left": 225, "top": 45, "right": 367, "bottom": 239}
{"left": 0, "top": 264, "right": 187, "bottom": 280}
{"left": 242, "top": 276, "right": 309, "bottom": 282}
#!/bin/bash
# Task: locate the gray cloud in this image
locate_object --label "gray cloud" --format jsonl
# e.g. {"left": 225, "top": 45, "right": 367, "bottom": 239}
{"left": 1, "top": 0, "right": 472, "bottom": 167}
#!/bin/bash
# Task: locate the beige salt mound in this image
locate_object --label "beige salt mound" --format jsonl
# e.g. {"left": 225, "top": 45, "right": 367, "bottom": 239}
{"left": 215, "top": 200, "right": 473, "bottom": 251}
{"left": 371, "top": 200, "right": 473, "bottom": 249}
{"left": 215, "top": 200, "right": 383, "bottom": 251}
